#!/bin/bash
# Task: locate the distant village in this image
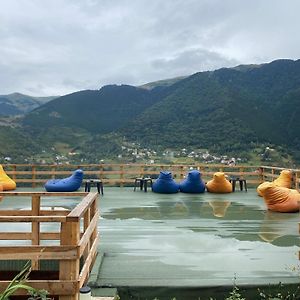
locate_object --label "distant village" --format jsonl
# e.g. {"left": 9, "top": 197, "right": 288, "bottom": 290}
{"left": 1, "top": 139, "right": 277, "bottom": 166}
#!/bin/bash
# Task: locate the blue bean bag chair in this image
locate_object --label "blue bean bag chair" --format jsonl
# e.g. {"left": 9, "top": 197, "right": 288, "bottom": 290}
{"left": 179, "top": 170, "right": 205, "bottom": 193}
{"left": 45, "top": 169, "right": 84, "bottom": 192}
{"left": 152, "top": 171, "right": 179, "bottom": 194}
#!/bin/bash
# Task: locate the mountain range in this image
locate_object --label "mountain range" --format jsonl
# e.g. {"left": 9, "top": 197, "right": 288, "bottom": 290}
{"left": 1, "top": 59, "right": 300, "bottom": 164}
{"left": 0, "top": 93, "right": 57, "bottom": 115}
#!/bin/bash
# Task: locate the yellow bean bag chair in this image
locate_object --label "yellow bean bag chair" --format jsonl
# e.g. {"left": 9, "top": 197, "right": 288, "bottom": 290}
{"left": 257, "top": 169, "right": 293, "bottom": 196}
{"left": 273, "top": 169, "right": 292, "bottom": 188}
{"left": 259, "top": 182, "right": 300, "bottom": 213}
{"left": 206, "top": 172, "right": 232, "bottom": 193}
{"left": 0, "top": 165, "right": 16, "bottom": 190}
{"left": 257, "top": 181, "right": 272, "bottom": 197}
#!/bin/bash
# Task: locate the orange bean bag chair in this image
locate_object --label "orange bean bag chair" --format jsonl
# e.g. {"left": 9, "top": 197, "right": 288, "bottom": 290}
{"left": 257, "top": 169, "right": 292, "bottom": 196}
{"left": 0, "top": 165, "right": 16, "bottom": 191}
{"left": 206, "top": 172, "right": 232, "bottom": 193}
{"left": 273, "top": 169, "right": 292, "bottom": 188}
{"left": 257, "top": 181, "right": 272, "bottom": 197}
{"left": 259, "top": 182, "right": 300, "bottom": 213}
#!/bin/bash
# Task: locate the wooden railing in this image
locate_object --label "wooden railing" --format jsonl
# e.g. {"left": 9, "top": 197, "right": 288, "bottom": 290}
{"left": 0, "top": 191, "right": 99, "bottom": 300}
{"left": 259, "top": 166, "right": 300, "bottom": 191}
{"left": 3, "top": 163, "right": 264, "bottom": 187}
{"left": 3, "top": 163, "right": 300, "bottom": 189}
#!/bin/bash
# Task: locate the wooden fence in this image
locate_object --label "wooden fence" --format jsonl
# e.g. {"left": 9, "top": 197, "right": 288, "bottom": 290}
{"left": 2, "top": 163, "right": 266, "bottom": 187}
{"left": 0, "top": 191, "right": 99, "bottom": 300}
{"left": 259, "top": 165, "right": 300, "bottom": 190}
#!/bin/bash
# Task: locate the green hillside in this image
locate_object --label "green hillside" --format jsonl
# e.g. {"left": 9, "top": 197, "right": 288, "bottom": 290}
{"left": 0, "top": 126, "right": 43, "bottom": 162}
{"left": 22, "top": 85, "right": 167, "bottom": 136}
{"left": 1, "top": 59, "right": 300, "bottom": 165}
{"left": 121, "top": 59, "right": 300, "bottom": 156}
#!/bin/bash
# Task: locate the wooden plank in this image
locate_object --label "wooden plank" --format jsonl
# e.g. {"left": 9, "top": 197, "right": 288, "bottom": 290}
{"left": 60, "top": 221, "right": 80, "bottom": 300}
{"left": 0, "top": 246, "right": 78, "bottom": 260}
{"left": 31, "top": 195, "right": 41, "bottom": 270}
{"left": 0, "top": 210, "right": 34, "bottom": 216}
{"left": 0, "top": 216, "right": 67, "bottom": 222}
{"left": 0, "top": 232, "right": 60, "bottom": 240}
{"left": 261, "top": 173, "right": 280, "bottom": 179}
{"left": 0, "top": 192, "right": 87, "bottom": 196}
{"left": 83, "top": 208, "right": 91, "bottom": 261}
{"left": 40, "top": 210, "right": 70, "bottom": 216}
{"left": 0, "top": 232, "right": 32, "bottom": 240}
{"left": 0, "top": 280, "right": 78, "bottom": 295}
{"left": 40, "top": 232, "right": 61, "bottom": 240}
{"left": 78, "top": 233, "right": 99, "bottom": 287}
{"left": 79, "top": 211, "right": 99, "bottom": 256}
{"left": 67, "top": 193, "right": 98, "bottom": 221}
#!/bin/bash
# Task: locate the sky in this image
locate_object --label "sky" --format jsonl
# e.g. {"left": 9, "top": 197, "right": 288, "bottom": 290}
{"left": 0, "top": 0, "right": 300, "bottom": 97}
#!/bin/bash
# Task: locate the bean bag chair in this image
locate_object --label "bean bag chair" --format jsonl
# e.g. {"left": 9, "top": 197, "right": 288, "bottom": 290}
{"left": 257, "top": 181, "right": 272, "bottom": 197}
{"left": 273, "top": 169, "right": 292, "bottom": 188}
{"left": 179, "top": 170, "right": 205, "bottom": 193}
{"left": 45, "top": 169, "right": 84, "bottom": 192}
{"left": 152, "top": 171, "right": 179, "bottom": 194}
{"left": 257, "top": 169, "right": 293, "bottom": 196}
{"left": 206, "top": 172, "right": 232, "bottom": 193}
{"left": 259, "top": 182, "right": 300, "bottom": 213}
{"left": 0, "top": 165, "right": 16, "bottom": 191}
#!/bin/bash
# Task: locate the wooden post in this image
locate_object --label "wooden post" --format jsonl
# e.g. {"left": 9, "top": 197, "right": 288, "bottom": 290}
{"left": 120, "top": 165, "right": 124, "bottom": 187}
{"left": 258, "top": 167, "right": 264, "bottom": 183}
{"left": 180, "top": 166, "right": 184, "bottom": 180}
{"left": 90, "top": 196, "right": 98, "bottom": 243}
{"left": 12, "top": 165, "right": 17, "bottom": 182}
{"left": 31, "top": 195, "right": 40, "bottom": 270}
{"left": 83, "top": 209, "right": 90, "bottom": 261}
{"left": 240, "top": 167, "right": 244, "bottom": 179}
{"left": 294, "top": 171, "right": 299, "bottom": 191}
{"left": 271, "top": 168, "right": 274, "bottom": 182}
{"left": 140, "top": 165, "right": 144, "bottom": 178}
{"left": 60, "top": 221, "right": 80, "bottom": 300}
{"left": 99, "top": 164, "right": 103, "bottom": 180}
{"left": 32, "top": 165, "right": 36, "bottom": 188}
{"left": 51, "top": 166, "right": 56, "bottom": 179}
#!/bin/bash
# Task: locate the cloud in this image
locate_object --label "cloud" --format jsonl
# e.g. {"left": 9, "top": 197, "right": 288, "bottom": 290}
{"left": 0, "top": 0, "right": 300, "bottom": 96}
{"left": 151, "top": 48, "right": 238, "bottom": 76}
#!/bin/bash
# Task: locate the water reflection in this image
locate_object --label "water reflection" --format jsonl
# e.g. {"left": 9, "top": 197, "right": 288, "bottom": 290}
{"left": 103, "top": 206, "right": 161, "bottom": 220}
{"left": 208, "top": 200, "right": 231, "bottom": 218}
{"left": 103, "top": 197, "right": 261, "bottom": 221}
{"left": 259, "top": 210, "right": 300, "bottom": 246}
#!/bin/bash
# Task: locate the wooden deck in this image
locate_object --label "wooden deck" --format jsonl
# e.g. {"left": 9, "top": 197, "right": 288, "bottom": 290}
{"left": 0, "top": 164, "right": 300, "bottom": 299}
{"left": 0, "top": 191, "right": 99, "bottom": 300}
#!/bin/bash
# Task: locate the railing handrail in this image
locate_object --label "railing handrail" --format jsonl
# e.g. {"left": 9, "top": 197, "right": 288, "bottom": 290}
{"left": 67, "top": 192, "right": 98, "bottom": 221}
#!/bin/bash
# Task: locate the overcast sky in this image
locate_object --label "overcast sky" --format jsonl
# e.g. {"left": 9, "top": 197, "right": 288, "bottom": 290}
{"left": 0, "top": 0, "right": 300, "bottom": 96}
